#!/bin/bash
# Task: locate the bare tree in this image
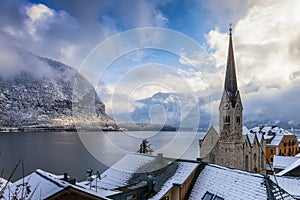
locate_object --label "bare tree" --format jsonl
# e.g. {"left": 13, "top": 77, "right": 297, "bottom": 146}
{"left": 0, "top": 159, "right": 37, "bottom": 200}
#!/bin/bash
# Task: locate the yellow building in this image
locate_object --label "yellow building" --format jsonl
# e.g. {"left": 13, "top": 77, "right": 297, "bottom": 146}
{"left": 250, "top": 126, "right": 299, "bottom": 168}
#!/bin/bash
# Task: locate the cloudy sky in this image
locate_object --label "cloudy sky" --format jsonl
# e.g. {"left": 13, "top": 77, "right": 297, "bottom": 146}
{"left": 1, "top": 0, "right": 300, "bottom": 122}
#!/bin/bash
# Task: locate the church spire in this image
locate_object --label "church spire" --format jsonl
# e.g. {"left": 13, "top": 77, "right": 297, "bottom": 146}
{"left": 224, "top": 23, "right": 238, "bottom": 105}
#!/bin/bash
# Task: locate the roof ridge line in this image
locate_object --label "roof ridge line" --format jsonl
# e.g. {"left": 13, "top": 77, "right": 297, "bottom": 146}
{"left": 35, "top": 170, "right": 66, "bottom": 188}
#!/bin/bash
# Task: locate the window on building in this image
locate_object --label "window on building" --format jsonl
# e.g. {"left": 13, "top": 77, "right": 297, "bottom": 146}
{"left": 261, "top": 152, "right": 264, "bottom": 169}
{"left": 270, "top": 149, "right": 273, "bottom": 154}
{"left": 214, "top": 196, "right": 224, "bottom": 200}
{"left": 254, "top": 167, "right": 258, "bottom": 173}
{"left": 126, "top": 194, "right": 138, "bottom": 200}
{"left": 253, "top": 153, "right": 257, "bottom": 161}
{"left": 202, "top": 192, "right": 224, "bottom": 200}
{"left": 245, "top": 155, "right": 249, "bottom": 171}
{"left": 284, "top": 148, "right": 286, "bottom": 154}
{"left": 279, "top": 149, "right": 282, "bottom": 155}
{"left": 236, "top": 116, "right": 240, "bottom": 124}
{"left": 209, "top": 154, "right": 215, "bottom": 163}
{"left": 224, "top": 115, "right": 230, "bottom": 123}
{"left": 270, "top": 157, "right": 273, "bottom": 163}
{"left": 202, "top": 192, "right": 214, "bottom": 200}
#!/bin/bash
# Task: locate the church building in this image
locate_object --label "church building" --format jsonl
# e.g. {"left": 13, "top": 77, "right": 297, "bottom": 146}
{"left": 199, "top": 25, "right": 266, "bottom": 174}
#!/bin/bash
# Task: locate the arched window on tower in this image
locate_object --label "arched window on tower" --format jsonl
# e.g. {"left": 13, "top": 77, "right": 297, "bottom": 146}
{"left": 224, "top": 115, "right": 230, "bottom": 124}
{"left": 236, "top": 116, "right": 241, "bottom": 124}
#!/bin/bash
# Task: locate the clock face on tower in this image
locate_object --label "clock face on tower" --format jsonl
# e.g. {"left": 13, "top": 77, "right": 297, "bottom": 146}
{"left": 223, "top": 103, "right": 229, "bottom": 110}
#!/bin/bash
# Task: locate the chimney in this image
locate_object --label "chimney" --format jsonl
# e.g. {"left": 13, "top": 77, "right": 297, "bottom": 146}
{"left": 63, "top": 172, "right": 76, "bottom": 185}
{"left": 157, "top": 153, "right": 163, "bottom": 162}
{"left": 63, "top": 173, "right": 68, "bottom": 181}
{"left": 147, "top": 175, "right": 154, "bottom": 192}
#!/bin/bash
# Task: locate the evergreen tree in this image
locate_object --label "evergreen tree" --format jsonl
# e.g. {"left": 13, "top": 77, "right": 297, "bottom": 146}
{"left": 137, "top": 139, "right": 153, "bottom": 153}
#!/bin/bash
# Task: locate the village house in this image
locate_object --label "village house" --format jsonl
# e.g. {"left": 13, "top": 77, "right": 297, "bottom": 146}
{"left": 1, "top": 169, "right": 111, "bottom": 200}
{"left": 272, "top": 155, "right": 300, "bottom": 173}
{"left": 188, "top": 163, "right": 297, "bottom": 200}
{"left": 250, "top": 126, "right": 299, "bottom": 164}
{"left": 1, "top": 153, "right": 299, "bottom": 200}
{"left": 276, "top": 156, "right": 300, "bottom": 177}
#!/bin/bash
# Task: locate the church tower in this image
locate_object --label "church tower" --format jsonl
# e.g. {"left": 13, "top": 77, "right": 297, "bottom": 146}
{"left": 219, "top": 24, "right": 243, "bottom": 142}
{"left": 200, "top": 24, "right": 265, "bottom": 172}
{"left": 216, "top": 24, "right": 244, "bottom": 169}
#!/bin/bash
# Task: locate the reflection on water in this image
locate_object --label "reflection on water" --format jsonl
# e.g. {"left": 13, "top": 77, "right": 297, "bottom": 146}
{"left": 0, "top": 131, "right": 205, "bottom": 181}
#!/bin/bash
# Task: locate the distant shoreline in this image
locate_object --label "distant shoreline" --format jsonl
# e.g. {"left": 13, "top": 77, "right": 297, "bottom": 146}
{"left": 0, "top": 126, "right": 117, "bottom": 133}
{"left": 0, "top": 126, "right": 178, "bottom": 133}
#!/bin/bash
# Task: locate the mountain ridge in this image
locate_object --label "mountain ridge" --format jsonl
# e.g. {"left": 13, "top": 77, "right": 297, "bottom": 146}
{"left": 121, "top": 92, "right": 300, "bottom": 131}
{"left": 0, "top": 55, "right": 117, "bottom": 131}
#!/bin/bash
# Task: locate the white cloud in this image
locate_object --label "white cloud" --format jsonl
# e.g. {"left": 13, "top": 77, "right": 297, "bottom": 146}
{"left": 206, "top": 0, "right": 300, "bottom": 119}
{"left": 1, "top": 0, "right": 170, "bottom": 72}
{"left": 25, "top": 3, "right": 54, "bottom": 41}
{"left": 201, "top": 0, "right": 248, "bottom": 26}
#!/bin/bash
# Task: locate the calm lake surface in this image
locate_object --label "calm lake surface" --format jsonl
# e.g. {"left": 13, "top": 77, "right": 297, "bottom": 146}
{"left": 2, "top": 130, "right": 299, "bottom": 182}
{"left": 0, "top": 131, "right": 205, "bottom": 181}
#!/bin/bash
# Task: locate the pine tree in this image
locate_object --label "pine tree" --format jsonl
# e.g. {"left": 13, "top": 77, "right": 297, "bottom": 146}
{"left": 137, "top": 139, "right": 153, "bottom": 154}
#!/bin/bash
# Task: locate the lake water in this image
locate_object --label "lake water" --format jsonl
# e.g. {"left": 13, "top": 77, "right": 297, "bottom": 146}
{"left": 2, "top": 130, "right": 299, "bottom": 182}
{"left": 0, "top": 131, "right": 205, "bottom": 181}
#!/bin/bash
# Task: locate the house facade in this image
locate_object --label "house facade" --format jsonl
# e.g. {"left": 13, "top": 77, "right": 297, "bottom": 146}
{"left": 3, "top": 153, "right": 299, "bottom": 200}
{"left": 249, "top": 126, "right": 299, "bottom": 175}
{"left": 250, "top": 126, "right": 299, "bottom": 171}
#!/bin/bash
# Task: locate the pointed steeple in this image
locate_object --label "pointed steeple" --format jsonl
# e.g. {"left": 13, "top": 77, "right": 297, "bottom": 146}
{"left": 224, "top": 23, "right": 238, "bottom": 105}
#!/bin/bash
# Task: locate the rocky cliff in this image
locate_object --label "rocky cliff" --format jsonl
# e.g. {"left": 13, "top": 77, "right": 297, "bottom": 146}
{"left": 0, "top": 56, "right": 116, "bottom": 131}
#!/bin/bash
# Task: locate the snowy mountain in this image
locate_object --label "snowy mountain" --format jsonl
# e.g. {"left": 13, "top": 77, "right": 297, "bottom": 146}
{"left": 131, "top": 92, "right": 181, "bottom": 126}
{"left": 129, "top": 92, "right": 211, "bottom": 130}
{"left": 244, "top": 117, "right": 300, "bottom": 131}
{"left": 128, "top": 92, "right": 300, "bottom": 131}
{"left": 0, "top": 56, "right": 116, "bottom": 130}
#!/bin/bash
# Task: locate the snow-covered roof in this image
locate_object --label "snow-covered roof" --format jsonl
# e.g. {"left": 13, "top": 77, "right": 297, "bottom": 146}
{"left": 2, "top": 169, "right": 111, "bottom": 200}
{"left": 0, "top": 177, "right": 10, "bottom": 191}
{"left": 189, "top": 164, "right": 267, "bottom": 199}
{"left": 250, "top": 126, "right": 294, "bottom": 136}
{"left": 270, "top": 176, "right": 300, "bottom": 199}
{"left": 248, "top": 133, "right": 256, "bottom": 145}
{"left": 149, "top": 161, "right": 198, "bottom": 200}
{"left": 91, "top": 153, "right": 198, "bottom": 200}
{"left": 243, "top": 126, "right": 263, "bottom": 146}
{"left": 188, "top": 164, "right": 296, "bottom": 200}
{"left": 256, "top": 133, "right": 263, "bottom": 143}
{"left": 242, "top": 126, "right": 250, "bottom": 135}
{"left": 250, "top": 126, "right": 298, "bottom": 147}
{"left": 268, "top": 134, "right": 284, "bottom": 146}
{"left": 92, "top": 154, "right": 157, "bottom": 190}
{"left": 3, "top": 169, "right": 67, "bottom": 199}
{"left": 277, "top": 159, "right": 300, "bottom": 176}
{"left": 273, "top": 156, "right": 299, "bottom": 170}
